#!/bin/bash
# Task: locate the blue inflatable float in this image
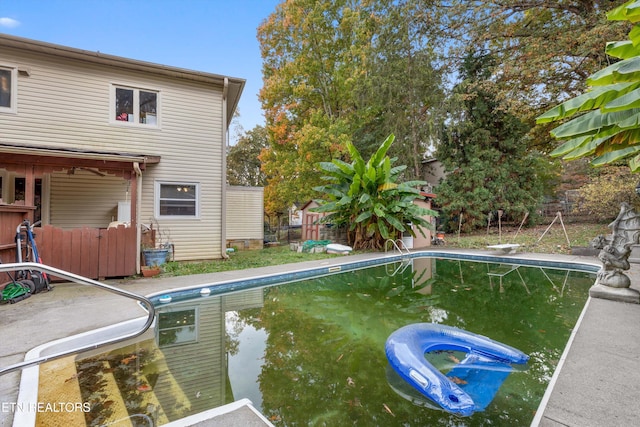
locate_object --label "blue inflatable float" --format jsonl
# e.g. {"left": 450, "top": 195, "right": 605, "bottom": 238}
{"left": 385, "top": 323, "right": 529, "bottom": 416}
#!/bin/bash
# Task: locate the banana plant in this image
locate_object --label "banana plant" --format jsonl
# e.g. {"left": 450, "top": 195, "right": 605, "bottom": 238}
{"left": 537, "top": 0, "right": 640, "bottom": 171}
{"left": 312, "top": 134, "right": 436, "bottom": 250}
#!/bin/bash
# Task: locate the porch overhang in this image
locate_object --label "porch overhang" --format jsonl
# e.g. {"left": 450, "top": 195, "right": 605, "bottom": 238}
{"left": 0, "top": 142, "right": 160, "bottom": 170}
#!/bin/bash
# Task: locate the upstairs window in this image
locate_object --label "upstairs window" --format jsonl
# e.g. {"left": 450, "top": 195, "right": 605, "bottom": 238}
{"left": 112, "top": 85, "right": 158, "bottom": 125}
{"left": 156, "top": 181, "right": 199, "bottom": 218}
{"left": 0, "top": 67, "right": 16, "bottom": 113}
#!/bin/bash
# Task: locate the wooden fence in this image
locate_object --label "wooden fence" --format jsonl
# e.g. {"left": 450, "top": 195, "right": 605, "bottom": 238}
{"left": 1, "top": 224, "right": 137, "bottom": 281}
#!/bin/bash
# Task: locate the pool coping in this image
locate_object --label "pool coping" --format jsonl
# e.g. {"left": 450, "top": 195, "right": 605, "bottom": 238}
{"left": 12, "top": 249, "right": 602, "bottom": 427}
{"left": 145, "top": 250, "right": 601, "bottom": 305}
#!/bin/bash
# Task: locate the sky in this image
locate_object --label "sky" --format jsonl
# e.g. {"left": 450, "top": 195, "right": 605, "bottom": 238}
{"left": 0, "top": 0, "right": 281, "bottom": 141}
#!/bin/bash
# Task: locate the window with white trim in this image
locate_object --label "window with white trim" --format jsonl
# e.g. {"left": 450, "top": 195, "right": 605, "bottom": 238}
{"left": 157, "top": 309, "right": 198, "bottom": 347}
{"left": 0, "top": 67, "right": 16, "bottom": 113}
{"left": 156, "top": 181, "right": 199, "bottom": 218}
{"left": 112, "top": 85, "right": 158, "bottom": 125}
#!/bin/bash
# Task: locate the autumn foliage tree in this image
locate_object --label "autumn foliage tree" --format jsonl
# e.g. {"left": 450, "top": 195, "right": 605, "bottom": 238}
{"left": 258, "top": 0, "right": 369, "bottom": 216}
{"left": 257, "top": 0, "right": 444, "bottom": 217}
{"left": 227, "top": 125, "right": 268, "bottom": 187}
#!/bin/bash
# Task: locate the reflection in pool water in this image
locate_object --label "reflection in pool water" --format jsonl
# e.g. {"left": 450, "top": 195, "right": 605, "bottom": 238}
{"left": 44, "top": 256, "right": 595, "bottom": 426}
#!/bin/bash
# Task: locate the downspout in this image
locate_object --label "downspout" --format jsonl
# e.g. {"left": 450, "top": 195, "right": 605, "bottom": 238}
{"left": 221, "top": 77, "right": 229, "bottom": 259}
{"left": 134, "top": 162, "right": 143, "bottom": 273}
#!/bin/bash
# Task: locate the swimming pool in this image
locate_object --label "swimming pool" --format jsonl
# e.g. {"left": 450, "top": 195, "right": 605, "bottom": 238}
{"left": 31, "top": 253, "right": 598, "bottom": 426}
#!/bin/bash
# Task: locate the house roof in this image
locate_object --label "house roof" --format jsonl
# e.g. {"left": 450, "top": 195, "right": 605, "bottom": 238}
{"left": 0, "top": 32, "right": 245, "bottom": 126}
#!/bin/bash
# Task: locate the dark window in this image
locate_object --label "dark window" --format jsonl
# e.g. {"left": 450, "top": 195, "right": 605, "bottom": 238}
{"left": 158, "top": 183, "right": 198, "bottom": 217}
{"left": 0, "top": 68, "right": 13, "bottom": 109}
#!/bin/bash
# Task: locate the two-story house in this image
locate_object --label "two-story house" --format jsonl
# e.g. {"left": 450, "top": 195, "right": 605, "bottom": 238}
{"left": 0, "top": 33, "right": 244, "bottom": 278}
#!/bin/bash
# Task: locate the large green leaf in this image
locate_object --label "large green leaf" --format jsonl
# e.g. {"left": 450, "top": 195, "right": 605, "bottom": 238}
{"left": 607, "top": 1, "right": 640, "bottom": 23}
{"left": 389, "top": 165, "right": 406, "bottom": 178}
{"left": 366, "top": 164, "right": 377, "bottom": 185}
{"left": 606, "top": 41, "right": 640, "bottom": 59}
{"left": 373, "top": 203, "right": 385, "bottom": 218}
{"left": 370, "top": 134, "right": 395, "bottom": 168}
{"left": 355, "top": 211, "right": 372, "bottom": 223}
{"left": 631, "top": 25, "right": 640, "bottom": 46}
{"left": 549, "top": 136, "right": 590, "bottom": 156}
{"left": 311, "top": 201, "right": 338, "bottom": 213}
{"left": 348, "top": 173, "right": 361, "bottom": 197}
{"left": 331, "top": 159, "right": 355, "bottom": 176}
{"left": 347, "top": 141, "right": 365, "bottom": 177}
{"left": 385, "top": 215, "right": 404, "bottom": 231}
{"left": 588, "top": 56, "right": 640, "bottom": 86}
{"left": 551, "top": 109, "right": 640, "bottom": 138}
{"left": 619, "top": 110, "right": 640, "bottom": 128}
{"left": 377, "top": 220, "right": 390, "bottom": 240}
{"left": 603, "top": 87, "right": 640, "bottom": 111}
{"left": 630, "top": 153, "right": 640, "bottom": 171}
{"left": 537, "top": 83, "right": 638, "bottom": 123}
{"left": 561, "top": 138, "right": 603, "bottom": 160}
{"left": 592, "top": 145, "right": 640, "bottom": 166}
{"left": 337, "top": 195, "right": 352, "bottom": 206}
{"left": 318, "top": 161, "right": 342, "bottom": 174}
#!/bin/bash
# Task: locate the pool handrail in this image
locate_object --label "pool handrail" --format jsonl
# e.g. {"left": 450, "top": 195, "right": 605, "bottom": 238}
{"left": 385, "top": 238, "right": 411, "bottom": 256}
{"left": 0, "top": 261, "right": 155, "bottom": 376}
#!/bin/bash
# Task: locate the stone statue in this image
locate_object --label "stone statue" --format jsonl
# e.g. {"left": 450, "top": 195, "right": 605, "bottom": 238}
{"left": 591, "top": 202, "right": 640, "bottom": 289}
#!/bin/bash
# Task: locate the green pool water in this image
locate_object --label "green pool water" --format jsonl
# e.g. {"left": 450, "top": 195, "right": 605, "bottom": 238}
{"left": 72, "top": 256, "right": 595, "bottom": 426}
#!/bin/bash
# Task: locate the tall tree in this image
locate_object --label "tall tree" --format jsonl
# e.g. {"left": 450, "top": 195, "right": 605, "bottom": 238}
{"left": 436, "top": 51, "right": 545, "bottom": 232}
{"left": 444, "top": 0, "right": 630, "bottom": 150}
{"left": 359, "top": 0, "right": 445, "bottom": 179}
{"left": 258, "top": 0, "right": 373, "bottom": 216}
{"left": 227, "top": 125, "right": 268, "bottom": 187}
{"left": 258, "top": 0, "right": 445, "bottom": 216}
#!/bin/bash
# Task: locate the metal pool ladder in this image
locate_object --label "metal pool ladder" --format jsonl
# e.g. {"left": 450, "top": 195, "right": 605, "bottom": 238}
{"left": 385, "top": 238, "right": 411, "bottom": 256}
{"left": 384, "top": 239, "right": 412, "bottom": 276}
{"left": 0, "top": 262, "right": 155, "bottom": 376}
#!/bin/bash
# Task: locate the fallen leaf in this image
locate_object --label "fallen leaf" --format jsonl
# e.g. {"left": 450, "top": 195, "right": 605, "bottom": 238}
{"left": 121, "top": 355, "right": 137, "bottom": 365}
{"left": 449, "top": 376, "right": 468, "bottom": 385}
{"left": 347, "top": 377, "right": 355, "bottom": 387}
{"left": 383, "top": 403, "right": 395, "bottom": 417}
{"left": 64, "top": 373, "right": 80, "bottom": 383}
{"left": 447, "top": 354, "right": 460, "bottom": 364}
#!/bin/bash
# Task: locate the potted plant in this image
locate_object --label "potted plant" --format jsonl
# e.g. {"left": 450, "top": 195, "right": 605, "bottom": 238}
{"left": 141, "top": 265, "right": 161, "bottom": 277}
{"left": 141, "top": 218, "right": 171, "bottom": 268}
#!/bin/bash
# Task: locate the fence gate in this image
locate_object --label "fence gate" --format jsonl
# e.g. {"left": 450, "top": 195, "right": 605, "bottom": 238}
{"left": 33, "top": 225, "right": 137, "bottom": 280}
{"left": 303, "top": 214, "right": 320, "bottom": 241}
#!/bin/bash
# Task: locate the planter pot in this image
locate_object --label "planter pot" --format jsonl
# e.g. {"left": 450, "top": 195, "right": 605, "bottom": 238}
{"left": 142, "top": 248, "right": 169, "bottom": 267}
{"left": 141, "top": 266, "right": 161, "bottom": 277}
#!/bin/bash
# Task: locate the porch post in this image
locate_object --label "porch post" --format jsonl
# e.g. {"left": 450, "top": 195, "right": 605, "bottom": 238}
{"left": 24, "top": 165, "right": 35, "bottom": 223}
{"left": 133, "top": 162, "right": 142, "bottom": 274}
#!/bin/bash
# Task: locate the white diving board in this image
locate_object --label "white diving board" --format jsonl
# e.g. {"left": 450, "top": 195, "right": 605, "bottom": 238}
{"left": 487, "top": 243, "right": 520, "bottom": 254}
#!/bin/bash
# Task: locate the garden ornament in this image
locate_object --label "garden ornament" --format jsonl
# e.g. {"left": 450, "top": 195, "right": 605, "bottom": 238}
{"left": 591, "top": 202, "right": 640, "bottom": 289}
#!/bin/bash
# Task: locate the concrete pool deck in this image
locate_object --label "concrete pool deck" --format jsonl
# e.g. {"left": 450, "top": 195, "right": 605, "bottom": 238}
{"left": 0, "top": 249, "right": 638, "bottom": 426}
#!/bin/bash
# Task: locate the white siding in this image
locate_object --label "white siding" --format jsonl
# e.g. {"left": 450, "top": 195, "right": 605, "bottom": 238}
{"left": 226, "top": 186, "right": 264, "bottom": 240}
{"left": 50, "top": 170, "right": 129, "bottom": 228}
{"left": 0, "top": 45, "right": 227, "bottom": 260}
